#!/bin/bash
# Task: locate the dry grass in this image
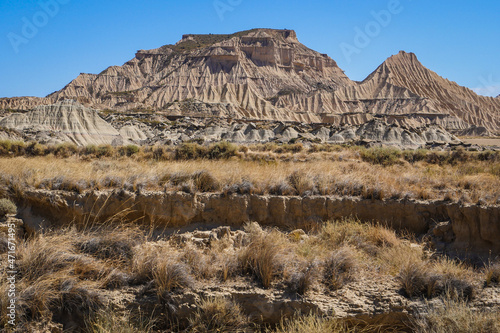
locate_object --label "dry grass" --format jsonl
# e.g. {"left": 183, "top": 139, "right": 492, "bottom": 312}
{"left": 323, "top": 247, "right": 358, "bottom": 290}
{"left": 238, "top": 223, "right": 286, "bottom": 288}
{"left": 188, "top": 297, "right": 251, "bottom": 333}
{"left": 270, "top": 314, "right": 347, "bottom": 333}
{"left": 412, "top": 298, "right": 500, "bottom": 333}
{"left": 0, "top": 215, "right": 495, "bottom": 331}
{"left": 0, "top": 145, "right": 498, "bottom": 204}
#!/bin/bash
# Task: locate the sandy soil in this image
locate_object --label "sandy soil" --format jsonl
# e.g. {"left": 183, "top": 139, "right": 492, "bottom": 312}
{"left": 462, "top": 138, "right": 500, "bottom": 147}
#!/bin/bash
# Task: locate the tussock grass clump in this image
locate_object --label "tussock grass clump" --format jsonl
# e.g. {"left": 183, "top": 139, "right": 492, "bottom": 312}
{"left": 238, "top": 223, "right": 285, "bottom": 288}
{"left": 78, "top": 227, "right": 141, "bottom": 263}
{"left": 88, "top": 306, "right": 156, "bottom": 333}
{"left": 288, "top": 171, "right": 315, "bottom": 195}
{"left": 153, "top": 259, "right": 194, "bottom": 296}
{"left": 412, "top": 298, "right": 500, "bottom": 333}
{"left": 318, "top": 218, "right": 400, "bottom": 252}
{"left": 188, "top": 297, "right": 250, "bottom": 333}
{"left": 132, "top": 244, "right": 194, "bottom": 296}
{"left": 323, "top": 247, "right": 358, "bottom": 290}
{"left": 485, "top": 262, "right": 500, "bottom": 286}
{"left": 286, "top": 261, "right": 319, "bottom": 295}
{"left": 397, "top": 259, "right": 475, "bottom": 300}
{"left": 270, "top": 314, "right": 350, "bottom": 333}
{"left": 0, "top": 198, "right": 16, "bottom": 217}
{"left": 192, "top": 170, "right": 220, "bottom": 192}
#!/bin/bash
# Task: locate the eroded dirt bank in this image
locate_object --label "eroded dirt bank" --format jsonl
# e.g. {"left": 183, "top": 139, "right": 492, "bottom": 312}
{"left": 17, "top": 189, "right": 500, "bottom": 256}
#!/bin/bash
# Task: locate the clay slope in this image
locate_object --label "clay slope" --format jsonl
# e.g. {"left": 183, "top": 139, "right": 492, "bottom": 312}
{"left": 45, "top": 29, "right": 355, "bottom": 123}
{"left": 0, "top": 100, "right": 122, "bottom": 146}
{"left": 342, "top": 51, "right": 500, "bottom": 134}
{"left": 0, "top": 29, "right": 498, "bottom": 134}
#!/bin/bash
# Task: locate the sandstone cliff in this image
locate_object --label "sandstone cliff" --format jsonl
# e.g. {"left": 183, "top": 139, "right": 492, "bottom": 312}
{"left": 1, "top": 29, "right": 498, "bottom": 134}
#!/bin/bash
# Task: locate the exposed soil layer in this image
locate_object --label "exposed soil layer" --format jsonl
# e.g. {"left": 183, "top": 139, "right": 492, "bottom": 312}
{"left": 18, "top": 189, "right": 500, "bottom": 257}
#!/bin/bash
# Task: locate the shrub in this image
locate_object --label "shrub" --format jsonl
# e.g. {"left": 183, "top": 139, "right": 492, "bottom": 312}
{"left": 359, "top": 147, "right": 402, "bottom": 166}
{"left": 189, "top": 297, "right": 250, "bottom": 333}
{"left": 207, "top": 141, "right": 238, "bottom": 160}
{"left": 118, "top": 144, "right": 140, "bottom": 157}
{"left": 53, "top": 143, "right": 78, "bottom": 158}
{"left": 96, "top": 144, "right": 114, "bottom": 158}
{"left": 25, "top": 142, "right": 47, "bottom": 156}
{"left": 403, "top": 149, "right": 428, "bottom": 163}
{"left": 175, "top": 142, "right": 206, "bottom": 160}
{"left": 0, "top": 198, "right": 16, "bottom": 218}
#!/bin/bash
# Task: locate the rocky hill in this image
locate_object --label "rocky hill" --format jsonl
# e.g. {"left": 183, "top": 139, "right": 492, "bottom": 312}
{"left": 0, "top": 100, "right": 122, "bottom": 146}
{"left": 1, "top": 29, "right": 498, "bottom": 134}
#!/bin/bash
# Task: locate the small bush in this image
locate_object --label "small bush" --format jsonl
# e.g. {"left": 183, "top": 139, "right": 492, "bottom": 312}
{"left": 96, "top": 144, "right": 114, "bottom": 158}
{"left": 207, "top": 141, "right": 238, "bottom": 159}
{"left": 53, "top": 143, "right": 78, "bottom": 158}
{"left": 189, "top": 297, "right": 250, "bottom": 333}
{"left": 175, "top": 142, "right": 206, "bottom": 160}
{"left": 360, "top": 147, "right": 402, "bottom": 166}
{"left": 25, "top": 142, "right": 48, "bottom": 156}
{"left": 0, "top": 198, "right": 16, "bottom": 217}
{"left": 117, "top": 145, "right": 140, "bottom": 157}
{"left": 403, "top": 149, "right": 428, "bottom": 163}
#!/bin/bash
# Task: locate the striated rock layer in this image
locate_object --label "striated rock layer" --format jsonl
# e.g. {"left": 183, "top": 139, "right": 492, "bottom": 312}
{"left": 1, "top": 29, "right": 498, "bottom": 134}
{"left": 18, "top": 189, "right": 500, "bottom": 257}
{"left": 0, "top": 100, "right": 122, "bottom": 146}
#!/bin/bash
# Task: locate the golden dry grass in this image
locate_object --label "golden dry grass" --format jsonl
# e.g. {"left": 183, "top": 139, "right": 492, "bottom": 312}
{"left": 0, "top": 151, "right": 498, "bottom": 204}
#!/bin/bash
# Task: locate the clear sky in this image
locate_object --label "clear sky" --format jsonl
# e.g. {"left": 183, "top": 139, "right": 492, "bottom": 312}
{"left": 1, "top": 0, "right": 499, "bottom": 98}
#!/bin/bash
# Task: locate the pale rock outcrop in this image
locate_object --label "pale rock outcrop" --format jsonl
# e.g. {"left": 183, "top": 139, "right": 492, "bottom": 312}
{"left": 1, "top": 29, "right": 497, "bottom": 134}
{"left": 0, "top": 100, "right": 123, "bottom": 146}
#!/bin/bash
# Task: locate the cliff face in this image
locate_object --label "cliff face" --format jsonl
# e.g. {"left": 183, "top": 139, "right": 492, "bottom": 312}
{"left": 1, "top": 29, "right": 498, "bottom": 134}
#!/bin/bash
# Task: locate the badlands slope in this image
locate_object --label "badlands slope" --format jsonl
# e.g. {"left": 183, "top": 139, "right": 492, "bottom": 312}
{"left": 0, "top": 29, "right": 498, "bottom": 134}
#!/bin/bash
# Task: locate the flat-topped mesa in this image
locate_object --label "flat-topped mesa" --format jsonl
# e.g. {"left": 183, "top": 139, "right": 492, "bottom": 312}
{"left": 1, "top": 29, "right": 498, "bottom": 134}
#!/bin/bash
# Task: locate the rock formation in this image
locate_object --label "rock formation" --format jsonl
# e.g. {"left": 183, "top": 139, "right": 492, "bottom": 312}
{"left": 0, "top": 100, "right": 122, "bottom": 146}
{"left": 1, "top": 29, "right": 498, "bottom": 135}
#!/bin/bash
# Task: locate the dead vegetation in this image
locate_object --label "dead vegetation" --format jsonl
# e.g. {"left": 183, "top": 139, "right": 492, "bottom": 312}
{"left": 0, "top": 143, "right": 498, "bottom": 205}
{"left": 1, "top": 217, "right": 498, "bottom": 332}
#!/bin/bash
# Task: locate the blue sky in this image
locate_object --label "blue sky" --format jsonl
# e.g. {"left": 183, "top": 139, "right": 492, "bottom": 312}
{"left": 1, "top": 0, "right": 499, "bottom": 98}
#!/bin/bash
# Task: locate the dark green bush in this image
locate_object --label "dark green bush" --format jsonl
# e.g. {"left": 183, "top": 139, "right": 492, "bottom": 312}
{"left": 360, "top": 147, "right": 402, "bottom": 166}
